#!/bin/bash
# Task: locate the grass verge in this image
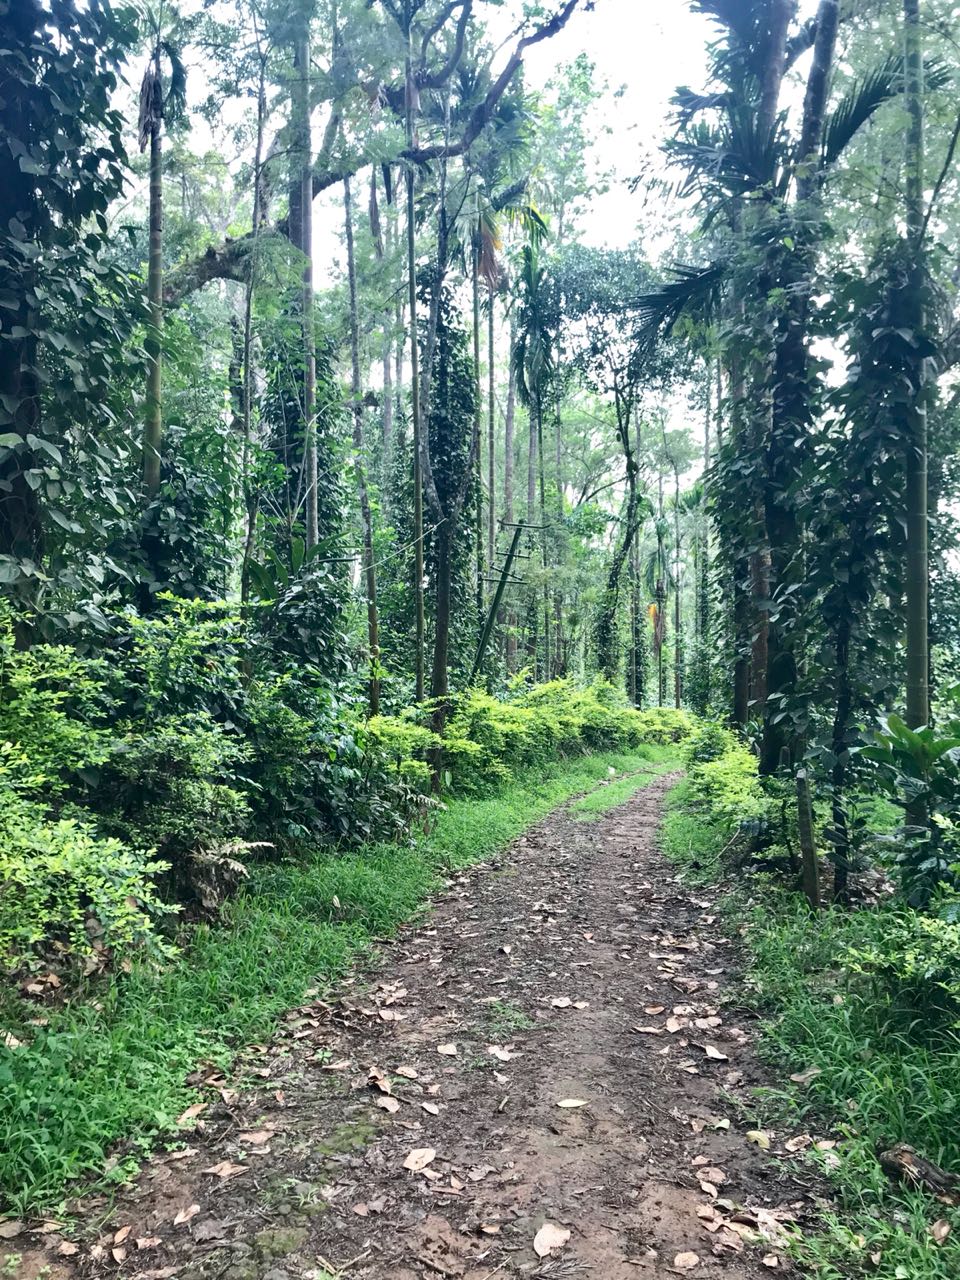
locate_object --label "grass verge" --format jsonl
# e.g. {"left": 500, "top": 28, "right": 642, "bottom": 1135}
{"left": 567, "top": 756, "right": 679, "bottom": 820}
{"left": 0, "top": 745, "right": 668, "bottom": 1216}
{"left": 660, "top": 779, "right": 960, "bottom": 1280}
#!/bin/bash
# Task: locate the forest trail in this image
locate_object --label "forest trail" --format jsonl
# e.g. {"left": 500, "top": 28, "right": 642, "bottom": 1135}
{"left": 30, "top": 777, "right": 818, "bottom": 1280}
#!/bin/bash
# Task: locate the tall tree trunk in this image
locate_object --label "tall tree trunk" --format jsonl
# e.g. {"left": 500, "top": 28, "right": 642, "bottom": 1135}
{"left": 526, "top": 401, "right": 538, "bottom": 672}
{"left": 295, "top": 31, "right": 318, "bottom": 550}
{"left": 344, "top": 176, "right": 380, "bottom": 717}
{"left": 487, "top": 291, "right": 496, "bottom": 574}
{"left": 405, "top": 21, "right": 425, "bottom": 701}
{"left": 504, "top": 318, "right": 517, "bottom": 670}
{"left": 472, "top": 228, "right": 483, "bottom": 623}
{"left": 240, "top": 51, "right": 267, "bottom": 605}
{"left": 142, "top": 112, "right": 163, "bottom": 499}
{"left": 674, "top": 466, "right": 682, "bottom": 709}
{"left": 431, "top": 521, "right": 452, "bottom": 701}
{"left": 536, "top": 395, "right": 550, "bottom": 679}
{"left": 761, "top": 0, "right": 840, "bottom": 773}
{"left": 903, "top": 0, "right": 929, "bottom": 728}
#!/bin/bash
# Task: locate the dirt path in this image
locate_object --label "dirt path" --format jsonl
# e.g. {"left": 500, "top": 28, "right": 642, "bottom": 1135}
{"left": 24, "top": 774, "right": 821, "bottom": 1280}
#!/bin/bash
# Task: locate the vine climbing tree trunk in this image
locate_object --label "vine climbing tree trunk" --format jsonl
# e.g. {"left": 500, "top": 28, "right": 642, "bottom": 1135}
{"left": 903, "top": 0, "right": 929, "bottom": 730}
{"left": 142, "top": 71, "right": 163, "bottom": 500}
{"left": 344, "top": 176, "right": 380, "bottom": 716}
{"left": 295, "top": 29, "right": 318, "bottom": 551}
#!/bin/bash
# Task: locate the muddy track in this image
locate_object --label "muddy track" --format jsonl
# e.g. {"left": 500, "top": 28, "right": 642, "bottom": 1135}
{"left": 20, "top": 773, "right": 822, "bottom": 1280}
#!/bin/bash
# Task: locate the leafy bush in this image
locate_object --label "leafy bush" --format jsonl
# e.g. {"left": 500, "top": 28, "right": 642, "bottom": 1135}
{"left": 846, "top": 905, "right": 960, "bottom": 1037}
{"left": 0, "top": 748, "right": 173, "bottom": 973}
{"left": 684, "top": 730, "right": 768, "bottom": 831}
{"left": 0, "top": 608, "right": 113, "bottom": 794}
{"left": 862, "top": 712, "right": 960, "bottom": 901}
{"left": 683, "top": 719, "right": 735, "bottom": 765}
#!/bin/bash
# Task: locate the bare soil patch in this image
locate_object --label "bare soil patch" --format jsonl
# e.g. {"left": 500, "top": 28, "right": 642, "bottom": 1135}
{"left": 13, "top": 773, "right": 823, "bottom": 1280}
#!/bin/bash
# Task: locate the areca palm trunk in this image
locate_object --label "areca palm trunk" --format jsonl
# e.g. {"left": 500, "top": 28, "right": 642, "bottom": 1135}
{"left": 405, "top": 19, "right": 425, "bottom": 701}
{"left": 487, "top": 293, "right": 495, "bottom": 573}
{"left": 504, "top": 316, "right": 517, "bottom": 670}
{"left": 903, "top": 0, "right": 929, "bottom": 729}
{"left": 344, "top": 177, "right": 380, "bottom": 716}
{"left": 295, "top": 30, "right": 318, "bottom": 550}
{"left": 143, "top": 103, "right": 163, "bottom": 498}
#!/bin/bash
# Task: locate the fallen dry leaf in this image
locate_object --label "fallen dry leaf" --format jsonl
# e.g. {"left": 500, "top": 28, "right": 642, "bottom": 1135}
{"left": 422, "top": 1102, "right": 440, "bottom": 1116}
{"left": 57, "top": 1241, "right": 80, "bottom": 1256}
{"left": 113, "top": 1225, "right": 132, "bottom": 1245}
{"left": 931, "top": 1219, "right": 951, "bottom": 1244}
{"left": 176, "top": 1102, "right": 207, "bottom": 1126}
{"left": 551, "top": 997, "right": 572, "bottom": 1008}
{"left": 202, "top": 1160, "right": 246, "bottom": 1179}
{"left": 533, "top": 1221, "right": 571, "bottom": 1258}
{"left": 762, "top": 1254, "right": 780, "bottom": 1268}
{"left": 747, "top": 1130, "right": 772, "bottom": 1150}
{"left": 790, "top": 1066, "right": 822, "bottom": 1086}
{"left": 402, "top": 1147, "right": 436, "bottom": 1172}
{"left": 436, "top": 1043, "right": 458, "bottom": 1056}
{"left": 556, "top": 1098, "right": 588, "bottom": 1109}
{"left": 173, "top": 1204, "right": 200, "bottom": 1226}
{"left": 376, "top": 1095, "right": 400, "bottom": 1113}
{"left": 396, "top": 1065, "right": 419, "bottom": 1079}
{"left": 487, "top": 1044, "right": 516, "bottom": 1061}
{"left": 238, "top": 1128, "right": 273, "bottom": 1145}
{"left": 673, "top": 1251, "right": 700, "bottom": 1272}
{"left": 703, "top": 1044, "right": 728, "bottom": 1061}
{"left": 137, "top": 1237, "right": 162, "bottom": 1250}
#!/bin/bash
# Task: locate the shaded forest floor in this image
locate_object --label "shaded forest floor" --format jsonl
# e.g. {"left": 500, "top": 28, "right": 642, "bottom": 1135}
{"left": 15, "top": 774, "right": 825, "bottom": 1280}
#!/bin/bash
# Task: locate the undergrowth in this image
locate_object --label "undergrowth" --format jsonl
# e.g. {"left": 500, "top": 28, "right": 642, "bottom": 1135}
{"left": 0, "top": 745, "right": 668, "bottom": 1216}
{"left": 567, "top": 756, "right": 677, "bottom": 820}
{"left": 661, "top": 740, "right": 960, "bottom": 1280}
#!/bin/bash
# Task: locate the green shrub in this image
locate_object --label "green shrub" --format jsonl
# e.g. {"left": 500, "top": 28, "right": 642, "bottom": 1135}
{"left": 0, "top": 750, "right": 173, "bottom": 973}
{"left": 684, "top": 732, "right": 768, "bottom": 831}
{"left": 684, "top": 719, "right": 736, "bottom": 765}
{"left": 0, "top": 607, "right": 113, "bottom": 795}
{"left": 628, "top": 706, "right": 694, "bottom": 744}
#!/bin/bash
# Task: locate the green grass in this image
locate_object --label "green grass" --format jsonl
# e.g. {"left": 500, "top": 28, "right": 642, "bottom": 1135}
{"left": 566, "top": 752, "right": 678, "bottom": 820}
{"left": 660, "top": 778, "right": 960, "bottom": 1280}
{"left": 0, "top": 746, "right": 662, "bottom": 1216}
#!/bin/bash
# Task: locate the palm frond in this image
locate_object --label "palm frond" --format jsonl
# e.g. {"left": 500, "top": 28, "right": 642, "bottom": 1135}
{"left": 635, "top": 262, "right": 726, "bottom": 338}
{"left": 822, "top": 54, "right": 951, "bottom": 170}
{"left": 160, "top": 40, "right": 188, "bottom": 123}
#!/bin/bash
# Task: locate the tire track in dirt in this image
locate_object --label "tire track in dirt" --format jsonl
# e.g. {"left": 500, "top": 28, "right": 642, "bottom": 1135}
{"left": 18, "top": 772, "right": 821, "bottom": 1280}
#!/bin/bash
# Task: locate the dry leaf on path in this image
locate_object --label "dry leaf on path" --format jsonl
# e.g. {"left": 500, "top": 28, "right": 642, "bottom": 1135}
{"left": 551, "top": 997, "right": 572, "bottom": 1008}
{"left": 790, "top": 1067, "right": 822, "bottom": 1085}
{"left": 703, "top": 1044, "right": 728, "bottom": 1060}
{"left": 487, "top": 1044, "right": 516, "bottom": 1061}
{"left": 202, "top": 1160, "right": 246, "bottom": 1179}
{"left": 238, "top": 1129, "right": 273, "bottom": 1145}
{"left": 557, "top": 1098, "right": 588, "bottom": 1108}
{"left": 377, "top": 1095, "right": 400, "bottom": 1113}
{"left": 533, "top": 1221, "right": 571, "bottom": 1257}
{"left": 762, "top": 1255, "right": 780, "bottom": 1268}
{"left": 173, "top": 1204, "right": 200, "bottom": 1226}
{"left": 422, "top": 1102, "right": 440, "bottom": 1116}
{"left": 747, "top": 1130, "right": 772, "bottom": 1150}
{"left": 673, "top": 1252, "right": 700, "bottom": 1272}
{"left": 57, "top": 1242, "right": 79, "bottom": 1256}
{"left": 176, "top": 1102, "right": 207, "bottom": 1126}
{"left": 437, "top": 1043, "right": 457, "bottom": 1056}
{"left": 931, "top": 1219, "right": 951, "bottom": 1243}
{"left": 402, "top": 1147, "right": 436, "bottom": 1172}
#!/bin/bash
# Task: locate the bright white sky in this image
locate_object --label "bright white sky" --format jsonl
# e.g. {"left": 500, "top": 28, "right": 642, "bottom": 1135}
{"left": 520, "top": 0, "right": 712, "bottom": 249}
{"left": 314, "top": 0, "right": 715, "bottom": 279}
